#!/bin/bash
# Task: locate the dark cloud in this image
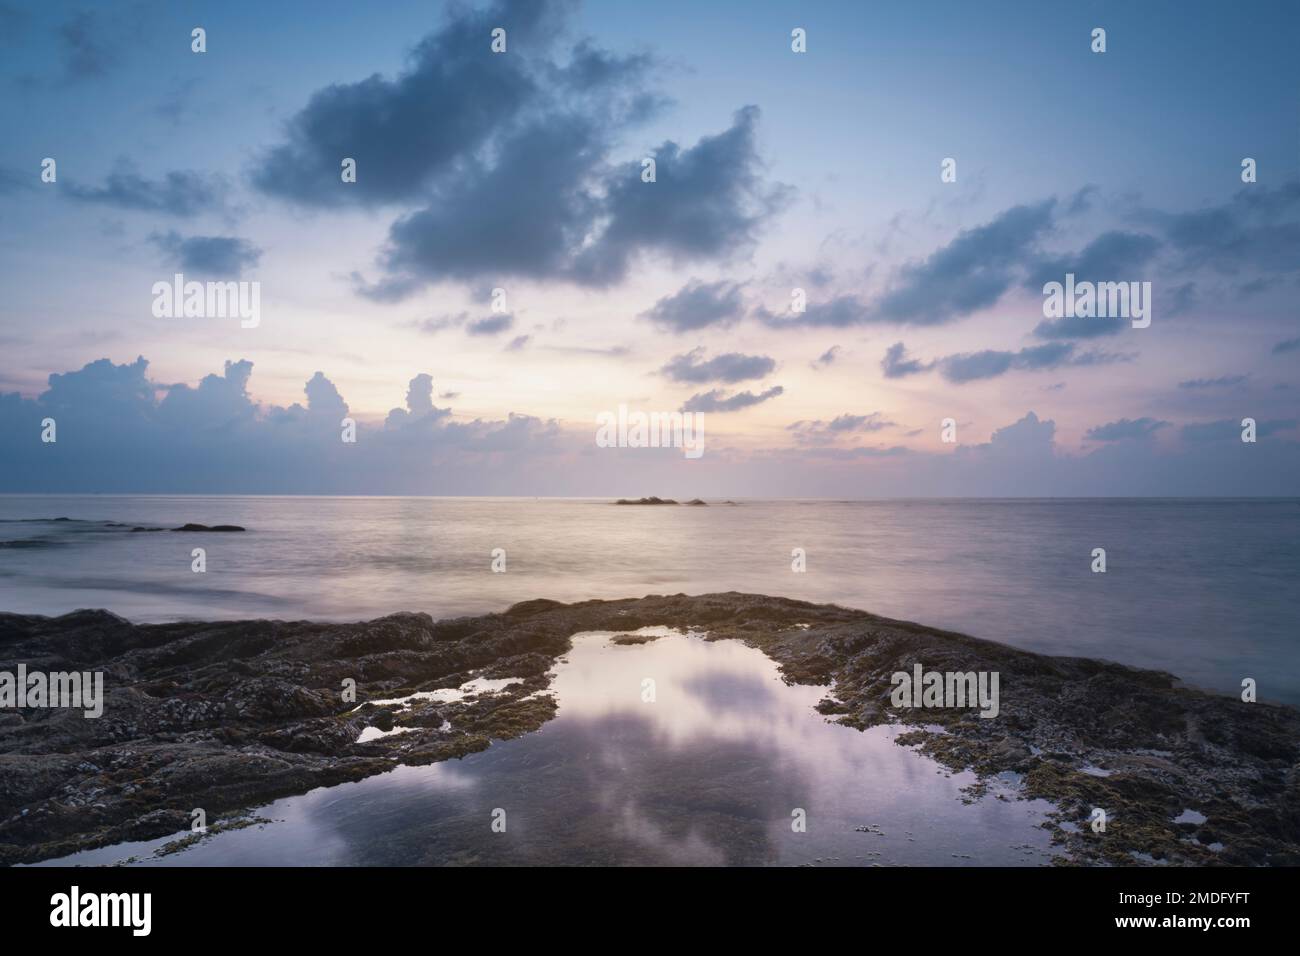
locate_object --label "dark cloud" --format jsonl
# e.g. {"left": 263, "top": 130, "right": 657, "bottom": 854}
{"left": 810, "top": 346, "right": 840, "bottom": 369}
{"left": 642, "top": 279, "right": 746, "bottom": 332}
{"left": 366, "top": 107, "right": 783, "bottom": 293}
{"left": 680, "top": 385, "right": 783, "bottom": 413}
{"left": 1178, "top": 375, "right": 1247, "bottom": 389}
{"left": 569, "top": 105, "right": 789, "bottom": 285}
{"left": 466, "top": 313, "right": 515, "bottom": 336}
{"left": 940, "top": 343, "right": 1129, "bottom": 383}
{"left": 884, "top": 341, "right": 1130, "bottom": 384}
{"left": 257, "top": 0, "right": 782, "bottom": 296}
{"left": 787, "top": 412, "right": 894, "bottom": 445}
{"left": 1272, "top": 337, "right": 1300, "bottom": 355}
{"left": 938, "top": 349, "right": 1016, "bottom": 383}
{"left": 1153, "top": 181, "right": 1300, "bottom": 276}
{"left": 761, "top": 201, "right": 1056, "bottom": 329}
{"left": 1065, "top": 184, "right": 1098, "bottom": 216}
{"left": 411, "top": 313, "right": 469, "bottom": 335}
{"left": 880, "top": 342, "right": 932, "bottom": 379}
{"left": 871, "top": 200, "right": 1056, "bottom": 325}
{"left": 67, "top": 166, "right": 227, "bottom": 217}
{"left": 252, "top": 0, "right": 571, "bottom": 207}
{"left": 757, "top": 293, "right": 871, "bottom": 329}
{"left": 149, "top": 231, "right": 263, "bottom": 278}
{"left": 1084, "top": 417, "right": 1169, "bottom": 442}
{"left": 1032, "top": 314, "right": 1127, "bottom": 339}
{"left": 59, "top": 11, "right": 114, "bottom": 79}
{"left": 661, "top": 348, "right": 775, "bottom": 384}
{"left": 505, "top": 334, "right": 531, "bottom": 351}
{"left": 1024, "top": 230, "right": 1161, "bottom": 291}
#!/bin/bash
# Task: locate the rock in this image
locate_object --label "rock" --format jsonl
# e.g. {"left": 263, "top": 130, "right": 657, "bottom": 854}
{"left": 1, "top": 592, "right": 1296, "bottom": 867}
{"left": 171, "top": 523, "right": 246, "bottom": 532}
{"left": 613, "top": 497, "right": 677, "bottom": 505}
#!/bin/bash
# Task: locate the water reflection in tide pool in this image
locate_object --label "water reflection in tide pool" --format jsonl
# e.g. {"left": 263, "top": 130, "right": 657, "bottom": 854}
{"left": 43, "top": 630, "right": 1058, "bottom": 867}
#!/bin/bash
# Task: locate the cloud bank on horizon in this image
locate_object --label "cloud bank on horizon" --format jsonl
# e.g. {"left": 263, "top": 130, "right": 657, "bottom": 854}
{"left": 0, "top": 0, "right": 1297, "bottom": 495}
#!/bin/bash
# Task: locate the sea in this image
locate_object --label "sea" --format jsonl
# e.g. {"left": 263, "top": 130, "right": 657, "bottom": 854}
{"left": 7, "top": 495, "right": 1296, "bottom": 866}
{"left": 2, "top": 495, "right": 1295, "bottom": 703}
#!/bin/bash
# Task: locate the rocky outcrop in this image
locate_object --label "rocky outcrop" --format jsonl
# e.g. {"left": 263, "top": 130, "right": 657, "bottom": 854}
{"left": 1, "top": 593, "right": 1296, "bottom": 866}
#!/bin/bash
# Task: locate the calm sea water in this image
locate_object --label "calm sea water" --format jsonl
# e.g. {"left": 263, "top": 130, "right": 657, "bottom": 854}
{"left": 1, "top": 496, "right": 1297, "bottom": 704}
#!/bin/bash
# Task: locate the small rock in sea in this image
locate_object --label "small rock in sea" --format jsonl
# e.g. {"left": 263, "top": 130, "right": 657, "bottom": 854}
{"left": 171, "top": 523, "right": 246, "bottom": 532}
{"left": 613, "top": 497, "right": 678, "bottom": 505}
{"left": 684, "top": 499, "right": 708, "bottom": 506}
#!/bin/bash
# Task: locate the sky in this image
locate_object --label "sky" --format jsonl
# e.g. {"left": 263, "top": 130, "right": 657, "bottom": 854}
{"left": 0, "top": 0, "right": 1297, "bottom": 496}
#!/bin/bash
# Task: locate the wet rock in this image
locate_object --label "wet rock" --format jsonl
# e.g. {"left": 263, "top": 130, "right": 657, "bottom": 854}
{"left": 1, "top": 592, "right": 1296, "bottom": 867}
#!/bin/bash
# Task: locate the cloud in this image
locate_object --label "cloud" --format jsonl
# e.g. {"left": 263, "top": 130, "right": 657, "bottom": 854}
{"left": 1152, "top": 181, "right": 1300, "bottom": 276}
{"left": 1178, "top": 375, "right": 1247, "bottom": 389}
{"left": 257, "top": 0, "right": 783, "bottom": 296}
{"left": 149, "top": 231, "right": 263, "bottom": 278}
{"left": 1084, "top": 417, "right": 1169, "bottom": 442}
{"left": 568, "top": 105, "right": 789, "bottom": 285}
{"left": 869, "top": 200, "right": 1057, "bottom": 325}
{"left": 384, "top": 372, "right": 450, "bottom": 429}
{"left": 680, "top": 385, "right": 783, "bottom": 413}
{"left": 1272, "top": 337, "right": 1300, "bottom": 355}
{"left": 58, "top": 11, "right": 114, "bottom": 80}
{"left": 2, "top": 358, "right": 1296, "bottom": 497}
{"left": 505, "top": 334, "right": 531, "bottom": 351}
{"left": 760, "top": 200, "right": 1057, "bottom": 329}
{"left": 883, "top": 341, "right": 1130, "bottom": 384}
{"left": 1024, "top": 230, "right": 1161, "bottom": 291}
{"left": 367, "top": 107, "right": 784, "bottom": 293}
{"left": 466, "top": 313, "right": 514, "bottom": 336}
{"left": 810, "top": 346, "right": 840, "bottom": 369}
{"left": 760, "top": 182, "right": 1300, "bottom": 336}
{"left": 641, "top": 279, "right": 746, "bottom": 333}
{"left": 67, "top": 166, "right": 227, "bottom": 217}
{"left": 1032, "top": 314, "right": 1127, "bottom": 339}
{"left": 758, "top": 293, "right": 871, "bottom": 329}
{"left": 251, "top": 0, "right": 570, "bottom": 207}
{"left": 787, "top": 412, "right": 895, "bottom": 445}
{"left": 880, "top": 342, "right": 932, "bottom": 379}
{"left": 411, "top": 312, "right": 469, "bottom": 335}
{"left": 661, "top": 348, "right": 775, "bottom": 384}
{"left": 0, "top": 357, "right": 561, "bottom": 493}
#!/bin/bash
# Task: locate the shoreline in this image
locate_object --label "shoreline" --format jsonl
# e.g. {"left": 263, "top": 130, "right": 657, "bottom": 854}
{"left": 2, "top": 592, "right": 1297, "bottom": 866}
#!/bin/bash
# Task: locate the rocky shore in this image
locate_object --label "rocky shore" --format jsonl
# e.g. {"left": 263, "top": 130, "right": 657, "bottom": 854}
{"left": 2, "top": 593, "right": 1296, "bottom": 866}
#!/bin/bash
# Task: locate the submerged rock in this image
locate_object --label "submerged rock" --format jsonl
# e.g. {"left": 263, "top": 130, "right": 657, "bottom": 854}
{"left": 171, "top": 523, "right": 246, "bottom": 532}
{"left": 613, "top": 497, "right": 677, "bottom": 505}
{"left": 0, "top": 592, "right": 1295, "bottom": 867}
